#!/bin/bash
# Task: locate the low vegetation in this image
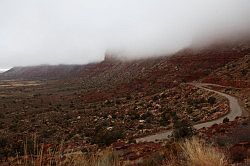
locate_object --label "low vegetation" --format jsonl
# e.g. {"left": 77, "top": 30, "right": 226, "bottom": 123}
{"left": 180, "top": 138, "right": 228, "bottom": 166}
{"left": 0, "top": 41, "right": 249, "bottom": 165}
{"left": 5, "top": 137, "right": 229, "bottom": 166}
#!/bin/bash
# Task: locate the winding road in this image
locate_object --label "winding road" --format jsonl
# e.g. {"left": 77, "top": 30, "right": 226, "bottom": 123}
{"left": 136, "top": 83, "right": 243, "bottom": 143}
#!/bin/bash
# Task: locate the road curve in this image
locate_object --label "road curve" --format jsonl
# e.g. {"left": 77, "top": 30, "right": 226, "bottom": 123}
{"left": 136, "top": 83, "right": 243, "bottom": 143}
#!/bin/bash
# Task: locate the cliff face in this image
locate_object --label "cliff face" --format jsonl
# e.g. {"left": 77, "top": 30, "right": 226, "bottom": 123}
{"left": 0, "top": 40, "right": 249, "bottom": 90}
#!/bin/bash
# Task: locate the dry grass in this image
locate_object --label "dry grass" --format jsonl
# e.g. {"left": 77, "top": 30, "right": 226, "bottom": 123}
{"left": 59, "top": 148, "right": 119, "bottom": 166}
{"left": 13, "top": 148, "right": 118, "bottom": 166}
{"left": 10, "top": 135, "right": 119, "bottom": 166}
{"left": 180, "top": 137, "right": 228, "bottom": 166}
{"left": 7, "top": 136, "right": 229, "bottom": 166}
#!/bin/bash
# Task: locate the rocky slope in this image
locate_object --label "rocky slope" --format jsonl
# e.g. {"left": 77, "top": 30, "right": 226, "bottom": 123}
{"left": 0, "top": 40, "right": 250, "bottom": 165}
{"left": 203, "top": 54, "right": 250, "bottom": 88}
{"left": 1, "top": 41, "right": 249, "bottom": 86}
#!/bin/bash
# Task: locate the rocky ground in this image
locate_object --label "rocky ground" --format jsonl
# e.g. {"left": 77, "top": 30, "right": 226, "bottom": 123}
{"left": 0, "top": 40, "right": 249, "bottom": 165}
{"left": 0, "top": 80, "right": 229, "bottom": 155}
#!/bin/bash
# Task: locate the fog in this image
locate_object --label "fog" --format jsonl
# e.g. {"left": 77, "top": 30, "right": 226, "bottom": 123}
{"left": 0, "top": 0, "right": 250, "bottom": 68}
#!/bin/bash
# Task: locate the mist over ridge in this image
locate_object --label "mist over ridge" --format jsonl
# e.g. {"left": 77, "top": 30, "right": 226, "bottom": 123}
{"left": 0, "top": 0, "right": 250, "bottom": 68}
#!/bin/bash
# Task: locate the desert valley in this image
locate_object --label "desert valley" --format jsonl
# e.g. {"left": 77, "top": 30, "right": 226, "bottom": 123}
{"left": 0, "top": 40, "right": 249, "bottom": 165}
{"left": 1, "top": 0, "right": 250, "bottom": 165}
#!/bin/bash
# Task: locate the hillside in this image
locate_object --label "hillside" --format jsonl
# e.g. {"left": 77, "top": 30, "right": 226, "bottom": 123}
{"left": 1, "top": 41, "right": 249, "bottom": 89}
{"left": 0, "top": 40, "right": 250, "bottom": 165}
{"left": 203, "top": 54, "right": 250, "bottom": 88}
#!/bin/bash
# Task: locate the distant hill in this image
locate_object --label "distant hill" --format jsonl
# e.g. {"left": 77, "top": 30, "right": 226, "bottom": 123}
{"left": 0, "top": 40, "right": 249, "bottom": 92}
{"left": 1, "top": 65, "right": 84, "bottom": 80}
{"left": 0, "top": 69, "right": 9, "bottom": 73}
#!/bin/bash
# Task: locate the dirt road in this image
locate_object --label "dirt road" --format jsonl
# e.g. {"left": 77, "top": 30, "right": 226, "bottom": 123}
{"left": 136, "top": 83, "right": 243, "bottom": 142}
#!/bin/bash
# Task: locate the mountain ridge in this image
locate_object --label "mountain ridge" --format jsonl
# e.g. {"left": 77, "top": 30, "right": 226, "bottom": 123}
{"left": 0, "top": 40, "right": 249, "bottom": 88}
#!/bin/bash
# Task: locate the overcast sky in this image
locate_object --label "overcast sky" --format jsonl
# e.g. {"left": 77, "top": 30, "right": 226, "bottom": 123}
{"left": 0, "top": 0, "right": 250, "bottom": 68}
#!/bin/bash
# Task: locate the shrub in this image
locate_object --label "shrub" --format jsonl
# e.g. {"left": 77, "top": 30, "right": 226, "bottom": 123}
{"left": 141, "top": 111, "right": 152, "bottom": 120}
{"left": 170, "top": 111, "right": 178, "bottom": 121}
{"left": 91, "top": 129, "right": 124, "bottom": 146}
{"left": 9, "top": 122, "right": 18, "bottom": 132}
{"left": 0, "top": 136, "right": 10, "bottom": 161}
{"left": 240, "top": 69, "right": 247, "bottom": 76}
{"left": 223, "top": 117, "right": 229, "bottom": 123}
{"left": 0, "top": 112, "right": 5, "bottom": 119}
{"left": 186, "top": 107, "right": 193, "bottom": 114}
{"left": 41, "top": 128, "right": 57, "bottom": 139}
{"left": 129, "top": 111, "right": 140, "bottom": 120}
{"left": 173, "top": 119, "right": 193, "bottom": 140}
{"left": 126, "top": 95, "right": 132, "bottom": 100}
{"left": 137, "top": 124, "right": 144, "bottom": 130}
{"left": 152, "top": 95, "right": 160, "bottom": 101}
{"left": 208, "top": 96, "right": 216, "bottom": 105}
{"left": 160, "top": 111, "right": 171, "bottom": 126}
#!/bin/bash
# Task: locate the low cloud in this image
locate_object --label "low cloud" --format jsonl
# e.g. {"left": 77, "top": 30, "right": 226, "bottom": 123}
{"left": 0, "top": 0, "right": 250, "bottom": 67}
